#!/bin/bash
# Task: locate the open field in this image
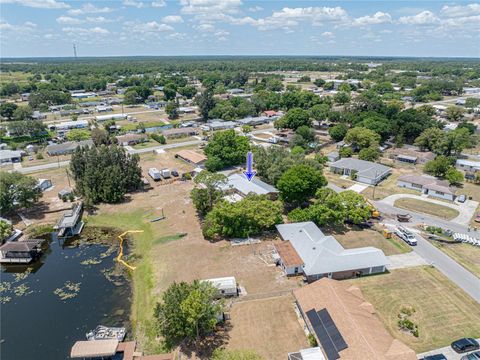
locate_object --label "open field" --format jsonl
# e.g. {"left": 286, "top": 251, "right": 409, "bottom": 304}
{"left": 348, "top": 266, "right": 480, "bottom": 353}
{"left": 330, "top": 227, "right": 411, "bottom": 255}
{"left": 227, "top": 295, "right": 309, "bottom": 360}
{"left": 0, "top": 71, "right": 32, "bottom": 84}
{"left": 428, "top": 241, "right": 480, "bottom": 277}
{"left": 394, "top": 198, "right": 460, "bottom": 220}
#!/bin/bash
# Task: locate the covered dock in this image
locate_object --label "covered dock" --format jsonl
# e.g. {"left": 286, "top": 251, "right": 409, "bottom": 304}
{"left": 0, "top": 239, "right": 44, "bottom": 264}
{"left": 70, "top": 340, "right": 173, "bottom": 360}
{"left": 54, "top": 202, "right": 84, "bottom": 238}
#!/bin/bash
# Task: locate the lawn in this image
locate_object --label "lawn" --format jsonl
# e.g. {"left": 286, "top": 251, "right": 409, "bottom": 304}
{"left": 428, "top": 241, "right": 480, "bottom": 277}
{"left": 85, "top": 209, "right": 182, "bottom": 353}
{"left": 330, "top": 227, "right": 411, "bottom": 255}
{"left": 361, "top": 170, "right": 419, "bottom": 200}
{"left": 228, "top": 295, "right": 309, "bottom": 359}
{"left": 348, "top": 266, "right": 480, "bottom": 353}
{"left": 394, "top": 198, "right": 460, "bottom": 220}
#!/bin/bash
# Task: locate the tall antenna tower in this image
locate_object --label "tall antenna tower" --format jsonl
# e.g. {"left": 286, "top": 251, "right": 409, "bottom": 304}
{"left": 73, "top": 43, "right": 78, "bottom": 59}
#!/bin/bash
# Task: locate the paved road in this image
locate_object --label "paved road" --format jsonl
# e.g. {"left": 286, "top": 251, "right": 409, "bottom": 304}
{"left": 417, "top": 338, "right": 480, "bottom": 359}
{"left": 15, "top": 140, "right": 204, "bottom": 174}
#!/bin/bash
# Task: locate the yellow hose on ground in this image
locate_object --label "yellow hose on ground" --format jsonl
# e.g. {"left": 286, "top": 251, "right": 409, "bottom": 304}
{"left": 116, "top": 230, "right": 144, "bottom": 271}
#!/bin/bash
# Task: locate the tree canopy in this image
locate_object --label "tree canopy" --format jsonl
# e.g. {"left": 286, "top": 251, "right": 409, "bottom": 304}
{"left": 0, "top": 171, "right": 40, "bottom": 214}
{"left": 204, "top": 130, "right": 250, "bottom": 171}
{"left": 190, "top": 171, "right": 227, "bottom": 216}
{"left": 277, "top": 164, "right": 327, "bottom": 206}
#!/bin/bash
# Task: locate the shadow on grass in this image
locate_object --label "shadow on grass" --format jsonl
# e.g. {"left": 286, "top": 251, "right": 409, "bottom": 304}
{"left": 179, "top": 322, "right": 232, "bottom": 360}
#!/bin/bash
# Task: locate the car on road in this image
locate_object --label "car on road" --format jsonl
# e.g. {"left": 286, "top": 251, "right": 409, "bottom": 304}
{"left": 422, "top": 355, "right": 447, "bottom": 360}
{"left": 395, "top": 225, "right": 418, "bottom": 246}
{"left": 452, "top": 338, "right": 480, "bottom": 354}
{"left": 461, "top": 351, "right": 480, "bottom": 360}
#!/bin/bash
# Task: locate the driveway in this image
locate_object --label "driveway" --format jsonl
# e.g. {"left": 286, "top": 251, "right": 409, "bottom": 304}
{"left": 417, "top": 338, "right": 480, "bottom": 359}
{"left": 348, "top": 183, "right": 368, "bottom": 193}
{"left": 380, "top": 194, "right": 478, "bottom": 226}
{"left": 387, "top": 252, "right": 428, "bottom": 270}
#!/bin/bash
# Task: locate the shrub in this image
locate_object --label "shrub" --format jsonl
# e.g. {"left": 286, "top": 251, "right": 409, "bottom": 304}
{"left": 307, "top": 333, "right": 318, "bottom": 347}
{"left": 151, "top": 133, "right": 166, "bottom": 144}
{"left": 36, "top": 153, "right": 44, "bottom": 160}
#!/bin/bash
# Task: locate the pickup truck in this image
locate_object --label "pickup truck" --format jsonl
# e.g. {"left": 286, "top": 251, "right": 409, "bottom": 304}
{"left": 394, "top": 226, "right": 418, "bottom": 246}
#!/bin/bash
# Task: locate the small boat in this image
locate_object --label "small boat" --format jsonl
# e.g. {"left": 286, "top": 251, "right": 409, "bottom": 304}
{"left": 86, "top": 325, "right": 126, "bottom": 341}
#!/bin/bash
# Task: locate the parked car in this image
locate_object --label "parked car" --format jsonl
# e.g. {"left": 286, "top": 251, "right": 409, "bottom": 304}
{"left": 451, "top": 338, "right": 480, "bottom": 354}
{"left": 395, "top": 225, "right": 418, "bottom": 246}
{"left": 457, "top": 194, "right": 467, "bottom": 203}
{"left": 461, "top": 351, "right": 480, "bottom": 360}
{"left": 171, "top": 169, "right": 179, "bottom": 177}
{"left": 422, "top": 355, "right": 447, "bottom": 360}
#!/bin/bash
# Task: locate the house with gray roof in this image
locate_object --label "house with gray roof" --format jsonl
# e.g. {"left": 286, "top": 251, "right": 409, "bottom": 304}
{"left": 275, "top": 222, "right": 388, "bottom": 282}
{"left": 220, "top": 173, "right": 278, "bottom": 200}
{"left": 329, "top": 158, "right": 391, "bottom": 185}
{"left": 0, "top": 149, "right": 23, "bottom": 164}
{"left": 397, "top": 174, "right": 456, "bottom": 201}
{"left": 456, "top": 158, "right": 480, "bottom": 173}
{"left": 46, "top": 140, "right": 93, "bottom": 156}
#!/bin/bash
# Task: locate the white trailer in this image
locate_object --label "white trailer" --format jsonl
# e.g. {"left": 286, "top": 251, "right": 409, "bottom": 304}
{"left": 95, "top": 113, "right": 128, "bottom": 122}
{"left": 202, "top": 276, "right": 238, "bottom": 298}
{"left": 395, "top": 225, "right": 417, "bottom": 246}
{"left": 148, "top": 168, "right": 162, "bottom": 181}
{"left": 160, "top": 168, "right": 171, "bottom": 179}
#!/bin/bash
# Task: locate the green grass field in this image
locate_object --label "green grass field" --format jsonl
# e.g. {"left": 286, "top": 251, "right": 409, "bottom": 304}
{"left": 394, "top": 198, "right": 460, "bottom": 220}
{"left": 350, "top": 266, "right": 480, "bottom": 352}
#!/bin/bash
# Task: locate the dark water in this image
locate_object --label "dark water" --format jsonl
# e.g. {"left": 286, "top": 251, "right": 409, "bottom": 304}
{"left": 0, "top": 234, "right": 131, "bottom": 360}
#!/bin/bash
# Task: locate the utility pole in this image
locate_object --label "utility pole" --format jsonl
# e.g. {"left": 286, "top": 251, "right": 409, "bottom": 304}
{"left": 73, "top": 43, "right": 78, "bottom": 60}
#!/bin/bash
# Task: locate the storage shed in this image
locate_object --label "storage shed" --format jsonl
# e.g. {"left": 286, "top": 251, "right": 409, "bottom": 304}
{"left": 202, "top": 276, "right": 238, "bottom": 298}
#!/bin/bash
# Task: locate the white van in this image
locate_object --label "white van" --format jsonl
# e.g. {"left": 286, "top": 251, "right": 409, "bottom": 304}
{"left": 148, "top": 168, "right": 162, "bottom": 181}
{"left": 395, "top": 226, "right": 417, "bottom": 246}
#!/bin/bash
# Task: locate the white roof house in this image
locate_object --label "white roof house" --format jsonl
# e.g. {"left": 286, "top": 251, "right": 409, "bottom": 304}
{"left": 330, "top": 158, "right": 391, "bottom": 185}
{"left": 53, "top": 120, "right": 89, "bottom": 131}
{"left": 456, "top": 159, "right": 480, "bottom": 172}
{"left": 276, "top": 222, "right": 388, "bottom": 281}
{"left": 202, "top": 276, "right": 238, "bottom": 297}
{"left": 288, "top": 347, "right": 326, "bottom": 360}
{"left": 0, "top": 150, "right": 23, "bottom": 164}
{"left": 220, "top": 173, "right": 278, "bottom": 198}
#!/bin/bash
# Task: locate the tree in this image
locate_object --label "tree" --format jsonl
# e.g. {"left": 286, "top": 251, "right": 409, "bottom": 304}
{"left": 445, "top": 105, "right": 465, "bottom": 122}
{"left": 339, "top": 147, "right": 353, "bottom": 158}
{"left": 424, "top": 156, "right": 453, "bottom": 178}
{"left": 333, "top": 91, "right": 351, "bottom": 105}
{"left": 446, "top": 168, "right": 464, "bottom": 186}
{"left": 7, "top": 120, "right": 46, "bottom": 136}
{"left": 414, "top": 127, "right": 445, "bottom": 151}
{"left": 0, "top": 103, "right": 18, "bottom": 119}
{"left": 204, "top": 130, "right": 250, "bottom": 171}
{"left": 465, "top": 98, "right": 480, "bottom": 108}
{"left": 196, "top": 89, "right": 216, "bottom": 121}
{"left": 70, "top": 145, "right": 142, "bottom": 204}
{"left": 0, "top": 171, "right": 40, "bottom": 214}
{"left": 358, "top": 147, "right": 380, "bottom": 161}
{"left": 124, "top": 90, "right": 140, "bottom": 105}
{"left": 211, "top": 349, "right": 263, "bottom": 360}
{"left": 190, "top": 171, "right": 227, "bottom": 216}
{"left": 203, "top": 194, "right": 283, "bottom": 239}
{"left": 91, "top": 128, "right": 112, "bottom": 146}
{"left": 290, "top": 125, "right": 316, "bottom": 149}
{"left": 66, "top": 129, "right": 91, "bottom": 141}
{"left": 0, "top": 219, "right": 13, "bottom": 242}
{"left": 155, "top": 280, "right": 222, "bottom": 348}
{"left": 338, "top": 190, "right": 372, "bottom": 224}
{"left": 13, "top": 105, "right": 33, "bottom": 121}
{"left": 178, "top": 85, "right": 197, "bottom": 99}
{"left": 328, "top": 124, "right": 348, "bottom": 142}
{"left": 313, "top": 78, "right": 326, "bottom": 87}
{"left": 276, "top": 108, "right": 312, "bottom": 130}
{"left": 344, "top": 127, "right": 380, "bottom": 150}
{"left": 277, "top": 164, "right": 327, "bottom": 206}
{"left": 165, "top": 101, "right": 179, "bottom": 119}
{"left": 309, "top": 103, "right": 330, "bottom": 121}
{"left": 163, "top": 83, "right": 177, "bottom": 101}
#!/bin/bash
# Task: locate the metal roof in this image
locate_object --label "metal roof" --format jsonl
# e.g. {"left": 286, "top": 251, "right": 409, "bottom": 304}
{"left": 0, "top": 239, "right": 43, "bottom": 252}
{"left": 276, "top": 222, "right": 388, "bottom": 276}
{"left": 220, "top": 173, "right": 278, "bottom": 196}
{"left": 203, "top": 276, "right": 237, "bottom": 290}
{"left": 330, "top": 158, "right": 391, "bottom": 179}
{"left": 46, "top": 140, "right": 93, "bottom": 154}
{"left": 0, "top": 150, "right": 23, "bottom": 161}
{"left": 70, "top": 340, "right": 119, "bottom": 358}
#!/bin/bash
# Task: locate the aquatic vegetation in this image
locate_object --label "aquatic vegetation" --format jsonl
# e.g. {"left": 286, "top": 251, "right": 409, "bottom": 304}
{"left": 54, "top": 281, "right": 81, "bottom": 301}
{"left": 0, "top": 296, "right": 12, "bottom": 304}
{"left": 13, "top": 268, "right": 32, "bottom": 282}
{"left": 0, "top": 282, "right": 12, "bottom": 293}
{"left": 13, "top": 284, "right": 32, "bottom": 297}
{"left": 80, "top": 258, "right": 102, "bottom": 265}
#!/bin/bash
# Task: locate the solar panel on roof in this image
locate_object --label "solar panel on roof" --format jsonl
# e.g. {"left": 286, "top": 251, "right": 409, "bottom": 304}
{"left": 318, "top": 308, "right": 348, "bottom": 351}
{"left": 306, "top": 309, "right": 339, "bottom": 360}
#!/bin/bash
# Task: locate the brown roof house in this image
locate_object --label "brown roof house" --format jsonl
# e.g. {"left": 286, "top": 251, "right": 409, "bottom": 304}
{"left": 116, "top": 133, "right": 148, "bottom": 146}
{"left": 175, "top": 149, "right": 207, "bottom": 166}
{"left": 293, "top": 278, "right": 417, "bottom": 360}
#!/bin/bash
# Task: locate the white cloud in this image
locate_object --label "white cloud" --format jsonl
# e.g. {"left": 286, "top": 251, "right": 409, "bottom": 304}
{"left": 214, "top": 30, "right": 229, "bottom": 41}
{"left": 86, "top": 16, "right": 113, "bottom": 24}
{"left": 321, "top": 31, "right": 334, "bottom": 38}
{"left": 1, "top": 0, "right": 69, "bottom": 9}
{"left": 166, "top": 32, "right": 186, "bottom": 40}
{"left": 123, "top": 0, "right": 145, "bottom": 8}
{"left": 353, "top": 11, "right": 391, "bottom": 26}
{"left": 196, "top": 23, "right": 216, "bottom": 32}
{"left": 441, "top": 3, "right": 480, "bottom": 18}
{"left": 0, "top": 20, "right": 37, "bottom": 31}
{"left": 62, "top": 26, "right": 110, "bottom": 35}
{"left": 67, "top": 3, "right": 114, "bottom": 16}
{"left": 162, "top": 15, "right": 184, "bottom": 24}
{"left": 398, "top": 11, "right": 439, "bottom": 25}
{"left": 151, "top": 0, "right": 165, "bottom": 7}
{"left": 57, "top": 16, "right": 84, "bottom": 25}
{"left": 180, "top": 0, "right": 243, "bottom": 15}
{"left": 248, "top": 5, "right": 262, "bottom": 12}
{"left": 127, "top": 21, "right": 174, "bottom": 33}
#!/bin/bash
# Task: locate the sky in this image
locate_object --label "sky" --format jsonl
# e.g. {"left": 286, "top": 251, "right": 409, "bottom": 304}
{"left": 0, "top": 0, "right": 479, "bottom": 58}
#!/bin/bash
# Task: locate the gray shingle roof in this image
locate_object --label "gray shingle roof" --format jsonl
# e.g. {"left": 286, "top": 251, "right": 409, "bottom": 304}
{"left": 220, "top": 173, "right": 278, "bottom": 196}
{"left": 276, "top": 222, "right": 388, "bottom": 276}
{"left": 330, "top": 158, "right": 391, "bottom": 179}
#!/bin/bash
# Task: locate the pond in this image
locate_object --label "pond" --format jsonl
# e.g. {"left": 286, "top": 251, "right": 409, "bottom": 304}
{"left": 0, "top": 229, "right": 131, "bottom": 360}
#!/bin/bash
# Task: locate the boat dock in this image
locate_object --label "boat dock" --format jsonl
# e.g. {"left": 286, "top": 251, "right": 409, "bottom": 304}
{"left": 70, "top": 340, "right": 173, "bottom": 360}
{"left": 0, "top": 239, "right": 44, "bottom": 264}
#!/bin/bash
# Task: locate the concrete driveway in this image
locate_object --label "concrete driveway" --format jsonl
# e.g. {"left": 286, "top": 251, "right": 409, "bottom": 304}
{"left": 380, "top": 194, "right": 479, "bottom": 226}
{"left": 417, "top": 339, "right": 480, "bottom": 359}
{"left": 387, "top": 252, "right": 428, "bottom": 270}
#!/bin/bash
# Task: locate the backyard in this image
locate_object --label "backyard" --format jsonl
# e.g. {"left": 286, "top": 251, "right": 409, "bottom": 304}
{"left": 328, "top": 226, "right": 411, "bottom": 255}
{"left": 349, "top": 266, "right": 480, "bottom": 353}
{"left": 394, "top": 198, "right": 460, "bottom": 220}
